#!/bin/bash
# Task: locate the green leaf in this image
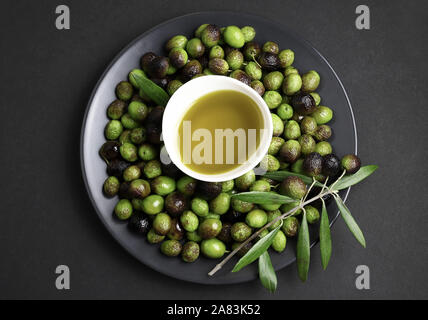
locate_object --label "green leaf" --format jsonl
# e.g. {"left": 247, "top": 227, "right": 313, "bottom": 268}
{"left": 232, "top": 225, "right": 281, "bottom": 272}
{"left": 129, "top": 71, "right": 170, "bottom": 106}
{"left": 297, "top": 211, "right": 310, "bottom": 282}
{"left": 264, "top": 171, "right": 323, "bottom": 187}
{"left": 231, "top": 191, "right": 295, "bottom": 205}
{"left": 334, "top": 196, "right": 366, "bottom": 248}
{"left": 332, "top": 165, "right": 378, "bottom": 191}
{"left": 319, "top": 200, "right": 332, "bottom": 270}
{"left": 258, "top": 251, "right": 277, "bottom": 293}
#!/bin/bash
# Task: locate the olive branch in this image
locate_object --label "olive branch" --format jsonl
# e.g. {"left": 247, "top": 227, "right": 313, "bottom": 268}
{"left": 208, "top": 165, "right": 378, "bottom": 291}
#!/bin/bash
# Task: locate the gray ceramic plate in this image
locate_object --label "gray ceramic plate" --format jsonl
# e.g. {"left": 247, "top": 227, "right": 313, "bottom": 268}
{"left": 80, "top": 11, "right": 357, "bottom": 285}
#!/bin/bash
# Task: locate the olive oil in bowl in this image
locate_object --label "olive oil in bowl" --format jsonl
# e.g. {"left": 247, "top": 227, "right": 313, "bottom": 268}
{"left": 178, "top": 90, "right": 264, "bottom": 175}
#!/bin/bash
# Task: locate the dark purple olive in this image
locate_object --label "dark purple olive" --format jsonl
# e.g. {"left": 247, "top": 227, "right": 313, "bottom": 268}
{"left": 291, "top": 93, "right": 317, "bottom": 115}
{"left": 223, "top": 210, "right": 244, "bottom": 223}
{"left": 258, "top": 52, "right": 280, "bottom": 71}
{"left": 146, "top": 123, "right": 162, "bottom": 144}
{"left": 197, "top": 182, "right": 222, "bottom": 200}
{"left": 217, "top": 222, "right": 233, "bottom": 244}
{"left": 243, "top": 42, "right": 261, "bottom": 60}
{"left": 128, "top": 212, "right": 150, "bottom": 235}
{"left": 167, "top": 218, "right": 185, "bottom": 240}
{"left": 99, "top": 141, "right": 121, "bottom": 161}
{"left": 181, "top": 60, "right": 202, "bottom": 80}
{"left": 118, "top": 181, "right": 132, "bottom": 199}
{"left": 151, "top": 77, "right": 169, "bottom": 89}
{"left": 161, "top": 162, "right": 183, "bottom": 179}
{"left": 165, "top": 192, "right": 188, "bottom": 217}
{"left": 322, "top": 154, "right": 341, "bottom": 177}
{"left": 147, "top": 56, "right": 169, "bottom": 78}
{"left": 198, "top": 54, "right": 209, "bottom": 69}
{"left": 303, "top": 152, "right": 323, "bottom": 177}
{"left": 141, "top": 52, "right": 157, "bottom": 73}
{"left": 230, "top": 70, "right": 251, "bottom": 86}
{"left": 107, "top": 159, "right": 130, "bottom": 178}
{"left": 145, "top": 106, "right": 165, "bottom": 125}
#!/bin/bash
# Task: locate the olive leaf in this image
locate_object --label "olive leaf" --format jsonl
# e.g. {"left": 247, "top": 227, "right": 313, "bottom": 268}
{"left": 332, "top": 165, "right": 378, "bottom": 191}
{"left": 231, "top": 191, "right": 295, "bottom": 205}
{"left": 334, "top": 195, "right": 366, "bottom": 248}
{"left": 258, "top": 251, "right": 277, "bottom": 293}
{"left": 297, "top": 211, "right": 310, "bottom": 282}
{"left": 232, "top": 224, "right": 281, "bottom": 272}
{"left": 319, "top": 200, "right": 332, "bottom": 270}
{"left": 264, "top": 171, "right": 323, "bottom": 187}
{"left": 129, "top": 71, "right": 170, "bottom": 106}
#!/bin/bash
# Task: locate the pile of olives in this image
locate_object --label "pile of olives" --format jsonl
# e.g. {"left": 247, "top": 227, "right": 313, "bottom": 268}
{"left": 101, "top": 24, "right": 362, "bottom": 262}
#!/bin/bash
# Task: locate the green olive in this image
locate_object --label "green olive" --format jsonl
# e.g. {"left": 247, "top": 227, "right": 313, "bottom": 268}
{"left": 231, "top": 222, "right": 252, "bottom": 242}
{"left": 176, "top": 176, "right": 197, "bottom": 196}
{"left": 266, "top": 210, "right": 281, "bottom": 231}
{"left": 107, "top": 100, "right": 126, "bottom": 120}
{"left": 341, "top": 154, "right": 361, "bottom": 174}
{"left": 128, "top": 179, "right": 151, "bottom": 199}
{"left": 282, "top": 216, "right": 299, "bottom": 237}
{"left": 271, "top": 113, "right": 284, "bottom": 137}
{"left": 165, "top": 35, "right": 188, "bottom": 51}
{"left": 180, "top": 210, "right": 199, "bottom": 232}
{"left": 276, "top": 103, "right": 294, "bottom": 120}
{"left": 182, "top": 241, "right": 200, "bottom": 262}
{"left": 151, "top": 176, "right": 176, "bottom": 196}
{"left": 194, "top": 24, "right": 209, "bottom": 38}
{"left": 169, "top": 48, "right": 188, "bottom": 69}
{"left": 315, "top": 141, "right": 332, "bottom": 156}
{"left": 120, "top": 142, "right": 138, "bottom": 162}
{"left": 186, "top": 231, "right": 202, "bottom": 242}
{"left": 161, "top": 239, "right": 182, "bottom": 257}
{"left": 105, "top": 120, "right": 123, "bottom": 140}
{"left": 301, "top": 70, "right": 320, "bottom": 92}
{"left": 201, "top": 24, "right": 221, "bottom": 48}
{"left": 208, "top": 58, "right": 229, "bottom": 75}
{"left": 305, "top": 205, "right": 320, "bottom": 224}
{"left": 263, "top": 91, "right": 282, "bottom": 109}
{"left": 268, "top": 137, "right": 285, "bottom": 155}
{"left": 282, "top": 74, "right": 302, "bottom": 95}
{"left": 119, "top": 130, "right": 131, "bottom": 144}
{"left": 130, "top": 127, "right": 146, "bottom": 144}
{"left": 260, "top": 154, "right": 280, "bottom": 172}
{"left": 245, "top": 209, "right": 268, "bottom": 228}
{"left": 279, "top": 139, "right": 301, "bottom": 163}
{"left": 114, "top": 199, "right": 133, "bottom": 220}
{"left": 250, "top": 80, "right": 265, "bottom": 96}
{"left": 186, "top": 38, "right": 205, "bottom": 58}
{"left": 280, "top": 201, "right": 302, "bottom": 217}
{"left": 284, "top": 120, "right": 302, "bottom": 140}
{"left": 291, "top": 158, "right": 304, "bottom": 174}
{"left": 312, "top": 106, "right": 333, "bottom": 124}
{"left": 231, "top": 197, "right": 254, "bottom": 213}
{"left": 279, "top": 176, "right": 307, "bottom": 199}
{"left": 201, "top": 238, "right": 226, "bottom": 259}
{"left": 209, "top": 45, "right": 225, "bottom": 59}
{"left": 310, "top": 92, "right": 321, "bottom": 106}
{"left": 198, "top": 218, "right": 222, "bottom": 239}
{"left": 147, "top": 228, "right": 165, "bottom": 244}
{"left": 141, "top": 195, "right": 164, "bottom": 215}
{"left": 209, "top": 193, "right": 231, "bottom": 215}
{"left": 191, "top": 197, "right": 210, "bottom": 217}
{"left": 144, "top": 159, "right": 162, "bottom": 179}
{"left": 226, "top": 50, "right": 244, "bottom": 70}
{"left": 262, "top": 41, "right": 279, "bottom": 54}
{"left": 223, "top": 25, "right": 245, "bottom": 48}
{"left": 278, "top": 49, "right": 295, "bottom": 68}
{"left": 284, "top": 66, "right": 299, "bottom": 77}
{"left": 235, "top": 170, "right": 256, "bottom": 191}
{"left": 116, "top": 81, "right": 134, "bottom": 101}
{"left": 250, "top": 180, "right": 271, "bottom": 192}
{"left": 121, "top": 113, "right": 139, "bottom": 130}
{"left": 298, "top": 134, "right": 316, "bottom": 155}
{"left": 153, "top": 212, "right": 172, "bottom": 235}
{"left": 123, "top": 165, "right": 141, "bottom": 182}
{"left": 243, "top": 41, "right": 261, "bottom": 61}
{"left": 271, "top": 230, "right": 287, "bottom": 252}
{"left": 245, "top": 61, "right": 262, "bottom": 80}
{"left": 314, "top": 125, "right": 332, "bottom": 141}
{"left": 221, "top": 180, "right": 234, "bottom": 193}
{"left": 241, "top": 26, "right": 256, "bottom": 42}
{"left": 103, "top": 176, "right": 120, "bottom": 197}
{"left": 263, "top": 71, "right": 284, "bottom": 91}
{"left": 300, "top": 116, "right": 317, "bottom": 135}
{"left": 138, "top": 143, "right": 157, "bottom": 161}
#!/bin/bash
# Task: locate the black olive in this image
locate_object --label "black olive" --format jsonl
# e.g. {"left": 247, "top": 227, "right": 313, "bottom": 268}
{"left": 217, "top": 222, "right": 233, "bottom": 244}
{"left": 141, "top": 52, "right": 157, "bottom": 73}
{"left": 258, "top": 52, "right": 280, "bottom": 71}
{"left": 145, "top": 106, "right": 165, "bottom": 125}
{"left": 322, "top": 154, "right": 341, "bottom": 177}
{"left": 161, "top": 162, "right": 183, "bottom": 179}
{"left": 99, "top": 141, "right": 121, "bottom": 162}
{"left": 107, "top": 159, "right": 130, "bottom": 178}
{"left": 151, "top": 77, "right": 169, "bottom": 89}
{"left": 167, "top": 218, "right": 185, "bottom": 240}
{"left": 197, "top": 182, "right": 222, "bottom": 200}
{"left": 118, "top": 181, "right": 132, "bottom": 199}
{"left": 165, "top": 192, "right": 188, "bottom": 217}
{"left": 222, "top": 210, "right": 244, "bottom": 223}
{"left": 181, "top": 60, "right": 202, "bottom": 80}
{"left": 291, "top": 93, "right": 317, "bottom": 115}
{"left": 303, "top": 152, "right": 323, "bottom": 177}
{"left": 128, "top": 212, "right": 150, "bottom": 235}
{"left": 147, "top": 56, "right": 169, "bottom": 78}
{"left": 198, "top": 54, "right": 209, "bottom": 69}
{"left": 146, "top": 123, "right": 162, "bottom": 144}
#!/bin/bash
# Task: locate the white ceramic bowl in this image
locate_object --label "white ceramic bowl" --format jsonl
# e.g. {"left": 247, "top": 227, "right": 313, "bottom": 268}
{"left": 162, "top": 75, "right": 273, "bottom": 182}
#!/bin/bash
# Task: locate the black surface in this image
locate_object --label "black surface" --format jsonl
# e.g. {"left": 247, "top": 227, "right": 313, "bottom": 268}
{"left": 81, "top": 11, "right": 356, "bottom": 285}
{"left": 1, "top": 0, "right": 427, "bottom": 299}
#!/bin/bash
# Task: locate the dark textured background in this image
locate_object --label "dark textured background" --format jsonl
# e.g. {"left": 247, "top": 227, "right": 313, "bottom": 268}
{"left": 0, "top": 0, "right": 427, "bottom": 299}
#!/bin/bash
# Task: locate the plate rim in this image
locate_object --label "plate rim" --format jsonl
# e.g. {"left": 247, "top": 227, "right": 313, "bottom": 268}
{"left": 80, "top": 10, "right": 358, "bottom": 285}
